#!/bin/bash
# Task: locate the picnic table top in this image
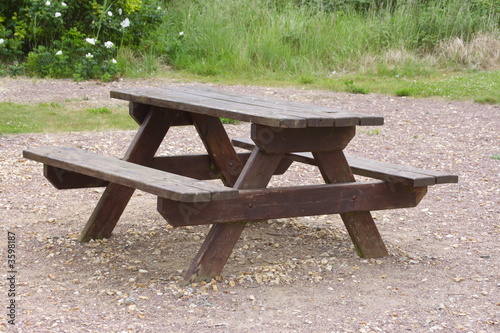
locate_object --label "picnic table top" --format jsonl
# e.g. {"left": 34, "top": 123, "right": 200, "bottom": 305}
{"left": 110, "top": 86, "right": 384, "bottom": 128}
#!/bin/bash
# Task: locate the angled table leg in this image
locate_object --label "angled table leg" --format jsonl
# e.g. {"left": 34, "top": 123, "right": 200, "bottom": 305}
{"left": 185, "top": 147, "right": 285, "bottom": 282}
{"left": 79, "top": 106, "right": 179, "bottom": 242}
{"left": 190, "top": 114, "right": 244, "bottom": 186}
{"left": 313, "top": 150, "right": 389, "bottom": 258}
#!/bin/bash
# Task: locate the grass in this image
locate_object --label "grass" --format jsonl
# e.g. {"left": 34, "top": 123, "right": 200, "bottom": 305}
{"left": 0, "top": 102, "right": 136, "bottom": 134}
{"left": 159, "top": 0, "right": 499, "bottom": 75}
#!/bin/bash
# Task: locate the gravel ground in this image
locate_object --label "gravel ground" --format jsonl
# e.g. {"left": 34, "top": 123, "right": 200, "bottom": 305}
{"left": 0, "top": 77, "right": 499, "bottom": 332}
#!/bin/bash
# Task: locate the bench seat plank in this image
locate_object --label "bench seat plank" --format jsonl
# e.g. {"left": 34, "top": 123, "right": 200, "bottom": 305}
{"left": 23, "top": 147, "right": 238, "bottom": 202}
{"left": 232, "top": 138, "right": 458, "bottom": 187}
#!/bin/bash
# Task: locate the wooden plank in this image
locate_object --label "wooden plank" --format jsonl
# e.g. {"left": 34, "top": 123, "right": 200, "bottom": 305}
{"left": 24, "top": 146, "right": 238, "bottom": 202}
{"left": 251, "top": 124, "right": 355, "bottom": 153}
{"left": 152, "top": 153, "right": 249, "bottom": 180}
{"left": 112, "top": 86, "right": 385, "bottom": 127}
{"left": 111, "top": 87, "right": 308, "bottom": 128}
{"left": 313, "top": 151, "right": 389, "bottom": 258}
{"left": 232, "top": 137, "right": 459, "bottom": 186}
{"left": 152, "top": 153, "right": 291, "bottom": 179}
{"left": 158, "top": 181, "right": 427, "bottom": 226}
{"left": 39, "top": 153, "right": 292, "bottom": 189}
{"left": 347, "top": 156, "right": 458, "bottom": 187}
{"left": 178, "top": 86, "right": 384, "bottom": 127}
{"left": 183, "top": 148, "right": 285, "bottom": 282}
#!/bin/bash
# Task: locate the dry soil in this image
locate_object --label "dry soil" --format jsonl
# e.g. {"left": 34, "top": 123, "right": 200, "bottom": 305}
{"left": 0, "top": 77, "right": 498, "bottom": 332}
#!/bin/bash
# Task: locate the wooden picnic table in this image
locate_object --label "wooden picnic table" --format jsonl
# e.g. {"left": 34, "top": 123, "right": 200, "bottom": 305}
{"left": 23, "top": 86, "right": 457, "bottom": 282}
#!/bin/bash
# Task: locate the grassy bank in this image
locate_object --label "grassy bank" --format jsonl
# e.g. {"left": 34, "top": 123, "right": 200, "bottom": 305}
{"left": 156, "top": 0, "right": 499, "bottom": 77}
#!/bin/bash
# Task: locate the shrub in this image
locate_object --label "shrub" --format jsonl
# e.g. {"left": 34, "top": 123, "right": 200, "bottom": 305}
{"left": 1, "top": 0, "right": 165, "bottom": 80}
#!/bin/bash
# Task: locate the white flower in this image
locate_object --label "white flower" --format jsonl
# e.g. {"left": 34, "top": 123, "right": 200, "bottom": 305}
{"left": 0, "top": 38, "right": 4, "bottom": 45}
{"left": 179, "top": 31, "right": 184, "bottom": 36}
{"left": 107, "top": 11, "right": 113, "bottom": 17}
{"left": 62, "top": 2, "right": 67, "bottom": 6}
{"left": 111, "top": 58, "right": 117, "bottom": 64}
{"left": 55, "top": 12, "right": 61, "bottom": 18}
{"left": 45, "top": 1, "right": 51, "bottom": 6}
{"left": 104, "top": 41, "right": 114, "bottom": 49}
{"left": 118, "top": 8, "right": 123, "bottom": 15}
{"left": 55, "top": 50, "right": 62, "bottom": 55}
{"left": 85, "top": 53, "right": 94, "bottom": 59}
{"left": 85, "top": 38, "right": 96, "bottom": 45}
{"left": 120, "top": 18, "right": 130, "bottom": 28}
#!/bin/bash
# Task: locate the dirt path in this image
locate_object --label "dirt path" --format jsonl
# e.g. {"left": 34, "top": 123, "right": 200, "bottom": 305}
{"left": 0, "top": 77, "right": 498, "bottom": 332}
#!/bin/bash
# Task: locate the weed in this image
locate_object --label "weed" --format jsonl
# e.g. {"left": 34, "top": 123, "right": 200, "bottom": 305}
{"left": 365, "top": 129, "right": 381, "bottom": 135}
{"left": 491, "top": 155, "right": 500, "bottom": 160}
{"left": 344, "top": 80, "right": 369, "bottom": 94}
{"left": 299, "top": 76, "right": 315, "bottom": 84}
{"left": 88, "top": 107, "right": 112, "bottom": 115}
{"left": 395, "top": 88, "right": 413, "bottom": 97}
{"left": 221, "top": 118, "right": 238, "bottom": 124}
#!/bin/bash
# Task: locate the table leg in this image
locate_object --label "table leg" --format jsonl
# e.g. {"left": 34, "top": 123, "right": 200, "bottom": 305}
{"left": 79, "top": 106, "right": 179, "bottom": 242}
{"left": 190, "top": 114, "right": 244, "bottom": 186}
{"left": 185, "top": 148, "right": 285, "bottom": 282}
{"left": 313, "top": 151, "right": 389, "bottom": 258}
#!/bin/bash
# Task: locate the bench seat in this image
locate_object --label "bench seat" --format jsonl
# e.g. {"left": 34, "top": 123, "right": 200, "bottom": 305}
{"left": 23, "top": 147, "right": 238, "bottom": 202}
{"left": 232, "top": 138, "right": 458, "bottom": 187}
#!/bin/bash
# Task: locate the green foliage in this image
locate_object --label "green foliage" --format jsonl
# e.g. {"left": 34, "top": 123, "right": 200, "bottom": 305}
{"left": 24, "top": 28, "right": 119, "bottom": 81}
{"left": 395, "top": 88, "right": 413, "bottom": 97}
{"left": 491, "top": 154, "right": 500, "bottom": 160}
{"left": 1, "top": 0, "right": 165, "bottom": 80}
{"left": 344, "top": 80, "right": 369, "bottom": 94}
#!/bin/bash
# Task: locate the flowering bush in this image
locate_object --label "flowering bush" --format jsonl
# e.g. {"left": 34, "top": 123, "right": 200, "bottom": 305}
{"left": 24, "top": 28, "right": 119, "bottom": 81}
{"left": 1, "top": 0, "right": 165, "bottom": 80}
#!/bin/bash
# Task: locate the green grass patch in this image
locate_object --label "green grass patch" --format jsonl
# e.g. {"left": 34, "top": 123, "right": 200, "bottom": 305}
{"left": 400, "top": 71, "right": 500, "bottom": 102}
{"left": 491, "top": 155, "right": 500, "bottom": 160}
{"left": 87, "top": 107, "right": 112, "bottom": 115}
{"left": 0, "top": 102, "right": 136, "bottom": 134}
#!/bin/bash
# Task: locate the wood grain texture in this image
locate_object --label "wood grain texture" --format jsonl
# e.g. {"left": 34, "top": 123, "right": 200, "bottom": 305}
{"left": 158, "top": 181, "right": 428, "bottom": 226}
{"left": 232, "top": 137, "right": 458, "bottom": 186}
{"left": 251, "top": 124, "right": 355, "bottom": 153}
{"left": 24, "top": 146, "right": 238, "bottom": 202}
{"left": 111, "top": 86, "right": 384, "bottom": 128}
